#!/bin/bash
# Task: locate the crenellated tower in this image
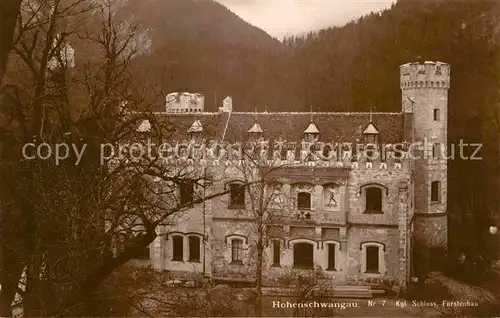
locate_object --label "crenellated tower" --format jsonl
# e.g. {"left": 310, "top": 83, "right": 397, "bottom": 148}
{"left": 400, "top": 61, "right": 450, "bottom": 276}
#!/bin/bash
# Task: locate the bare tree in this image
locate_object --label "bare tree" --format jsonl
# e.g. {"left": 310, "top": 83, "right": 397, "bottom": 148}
{"left": 0, "top": 1, "right": 261, "bottom": 316}
{"left": 274, "top": 266, "right": 336, "bottom": 317}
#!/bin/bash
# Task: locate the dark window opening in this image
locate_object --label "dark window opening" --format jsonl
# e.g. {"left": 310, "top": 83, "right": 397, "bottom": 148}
{"left": 435, "top": 65, "right": 442, "bottom": 75}
{"left": 297, "top": 192, "right": 311, "bottom": 210}
{"left": 365, "top": 187, "right": 382, "bottom": 213}
{"left": 172, "top": 235, "right": 183, "bottom": 261}
{"left": 323, "top": 145, "right": 331, "bottom": 158}
{"left": 229, "top": 184, "right": 245, "bottom": 208}
{"left": 327, "top": 244, "right": 336, "bottom": 271}
{"left": 434, "top": 109, "right": 440, "bottom": 121}
{"left": 293, "top": 243, "right": 314, "bottom": 269}
{"left": 366, "top": 246, "right": 380, "bottom": 273}
{"left": 431, "top": 181, "right": 441, "bottom": 203}
{"left": 180, "top": 182, "right": 194, "bottom": 205}
{"left": 272, "top": 240, "right": 281, "bottom": 267}
{"left": 432, "top": 143, "right": 441, "bottom": 159}
{"left": 231, "top": 239, "right": 243, "bottom": 264}
{"left": 188, "top": 236, "right": 201, "bottom": 262}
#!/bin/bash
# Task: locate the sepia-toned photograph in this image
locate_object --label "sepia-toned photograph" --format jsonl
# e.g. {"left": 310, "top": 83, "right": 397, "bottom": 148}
{"left": 0, "top": 0, "right": 499, "bottom": 317}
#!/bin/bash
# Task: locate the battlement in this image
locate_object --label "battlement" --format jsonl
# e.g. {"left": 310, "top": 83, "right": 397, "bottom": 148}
{"left": 166, "top": 92, "right": 205, "bottom": 113}
{"left": 116, "top": 139, "right": 412, "bottom": 172}
{"left": 400, "top": 61, "right": 450, "bottom": 90}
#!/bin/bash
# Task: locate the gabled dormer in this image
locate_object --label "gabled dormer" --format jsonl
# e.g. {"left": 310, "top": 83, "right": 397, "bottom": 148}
{"left": 248, "top": 107, "right": 264, "bottom": 141}
{"left": 137, "top": 119, "right": 152, "bottom": 133}
{"left": 188, "top": 119, "right": 203, "bottom": 141}
{"left": 304, "top": 122, "right": 319, "bottom": 143}
{"left": 363, "top": 111, "right": 379, "bottom": 144}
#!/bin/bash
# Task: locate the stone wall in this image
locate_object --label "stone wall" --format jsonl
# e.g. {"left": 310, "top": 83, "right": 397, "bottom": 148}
{"left": 156, "top": 161, "right": 413, "bottom": 289}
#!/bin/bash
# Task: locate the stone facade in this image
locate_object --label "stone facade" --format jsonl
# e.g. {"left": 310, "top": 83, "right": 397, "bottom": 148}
{"left": 139, "top": 61, "right": 450, "bottom": 292}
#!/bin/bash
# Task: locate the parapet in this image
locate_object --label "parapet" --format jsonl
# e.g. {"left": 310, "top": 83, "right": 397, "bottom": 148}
{"left": 400, "top": 61, "right": 450, "bottom": 90}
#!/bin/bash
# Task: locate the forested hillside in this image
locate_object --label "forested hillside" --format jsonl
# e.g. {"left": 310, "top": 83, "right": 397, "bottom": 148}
{"left": 281, "top": 0, "right": 500, "bottom": 261}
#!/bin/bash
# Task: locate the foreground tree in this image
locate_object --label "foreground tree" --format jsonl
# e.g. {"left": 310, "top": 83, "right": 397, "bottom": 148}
{"left": 0, "top": 0, "right": 21, "bottom": 86}
{"left": 0, "top": 0, "right": 258, "bottom": 316}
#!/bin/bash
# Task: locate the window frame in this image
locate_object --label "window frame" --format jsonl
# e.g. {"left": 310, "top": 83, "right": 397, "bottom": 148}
{"left": 231, "top": 238, "right": 243, "bottom": 265}
{"left": 432, "top": 143, "right": 441, "bottom": 159}
{"left": 293, "top": 242, "right": 314, "bottom": 270}
{"left": 327, "top": 243, "right": 337, "bottom": 271}
{"left": 188, "top": 236, "right": 201, "bottom": 263}
{"left": 229, "top": 183, "right": 246, "bottom": 209}
{"left": 365, "top": 187, "right": 383, "bottom": 214}
{"left": 431, "top": 181, "right": 441, "bottom": 203}
{"left": 172, "top": 235, "right": 184, "bottom": 262}
{"left": 360, "top": 242, "right": 386, "bottom": 275}
{"left": 297, "top": 192, "right": 312, "bottom": 210}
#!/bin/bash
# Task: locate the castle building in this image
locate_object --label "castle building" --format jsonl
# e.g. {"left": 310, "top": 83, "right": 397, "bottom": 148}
{"left": 137, "top": 61, "right": 449, "bottom": 291}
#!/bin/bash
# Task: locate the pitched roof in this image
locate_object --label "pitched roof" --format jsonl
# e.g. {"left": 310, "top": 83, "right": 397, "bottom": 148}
{"left": 304, "top": 122, "right": 320, "bottom": 134}
{"left": 248, "top": 122, "right": 263, "bottom": 133}
{"left": 362, "top": 122, "right": 379, "bottom": 134}
{"left": 138, "top": 112, "right": 406, "bottom": 144}
{"left": 188, "top": 119, "right": 203, "bottom": 133}
{"left": 136, "top": 119, "right": 152, "bottom": 132}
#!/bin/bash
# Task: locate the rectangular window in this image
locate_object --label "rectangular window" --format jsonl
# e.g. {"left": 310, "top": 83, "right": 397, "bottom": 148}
{"left": 365, "top": 187, "right": 382, "bottom": 213}
{"left": 180, "top": 182, "right": 194, "bottom": 205}
{"left": 272, "top": 240, "right": 281, "bottom": 267}
{"left": 293, "top": 243, "right": 314, "bottom": 269}
{"left": 231, "top": 239, "right": 243, "bottom": 264}
{"left": 431, "top": 181, "right": 441, "bottom": 203}
{"left": 297, "top": 192, "right": 311, "bottom": 210}
{"left": 366, "top": 246, "right": 379, "bottom": 273}
{"left": 229, "top": 184, "right": 245, "bottom": 208}
{"left": 172, "top": 236, "right": 183, "bottom": 261}
{"left": 434, "top": 109, "right": 440, "bottom": 121}
{"left": 327, "top": 244, "right": 336, "bottom": 271}
{"left": 432, "top": 143, "right": 441, "bottom": 159}
{"left": 188, "top": 236, "right": 201, "bottom": 262}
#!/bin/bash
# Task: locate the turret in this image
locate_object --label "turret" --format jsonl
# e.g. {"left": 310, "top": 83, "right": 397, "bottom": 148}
{"left": 401, "top": 61, "right": 450, "bottom": 277}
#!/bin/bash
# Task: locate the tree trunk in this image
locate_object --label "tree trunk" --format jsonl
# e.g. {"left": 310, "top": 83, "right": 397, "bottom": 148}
{"left": 0, "top": 2, "right": 21, "bottom": 316}
{"left": 0, "top": 0, "right": 20, "bottom": 86}
{"left": 255, "top": 230, "right": 263, "bottom": 317}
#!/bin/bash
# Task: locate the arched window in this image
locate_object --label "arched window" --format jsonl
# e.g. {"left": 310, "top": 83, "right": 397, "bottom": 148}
{"left": 188, "top": 236, "right": 201, "bottom": 262}
{"left": 361, "top": 242, "right": 386, "bottom": 274}
{"left": 293, "top": 242, "right": 314, "bottom": 269}
{"left": 365, "top": 187, "right": 382, "bottom": 213}
{"left": 172, "top": 235, "right": 184, "bottom": 261}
